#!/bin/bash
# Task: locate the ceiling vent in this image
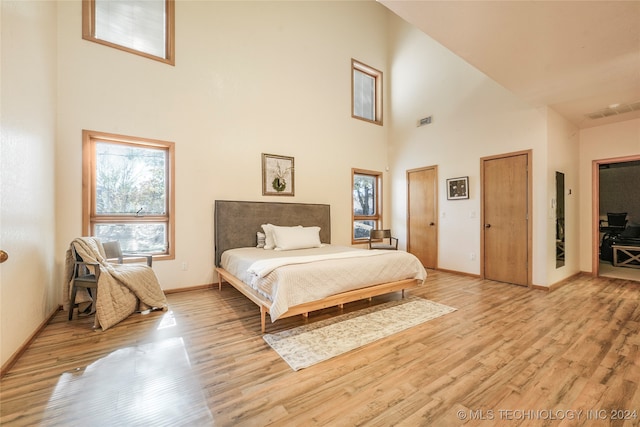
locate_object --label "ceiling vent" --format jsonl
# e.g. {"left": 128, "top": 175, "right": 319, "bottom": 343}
{"left": 417, "top": 116, "right": 432, "bottom": 127}
{"left": 586, "top": 101, "right": 640, "bottom": 120}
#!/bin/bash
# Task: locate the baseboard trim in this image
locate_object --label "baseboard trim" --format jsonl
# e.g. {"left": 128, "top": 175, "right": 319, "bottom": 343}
{"left": 433, "top": 267, "right": 481, "bottom": 278}
{"left": 547, "top": 272, "right": 587, "bottom": 291}
{"left": 434, "top": 268, "right": 583, "bottom": 292}
{"left": 1, "top": 305, "right": 61, "bottom": 378}
{"left": 530, "top": 283, "right": 550, "bottom": 291}
{"left": 163, "top": 283, "right": 216, "bottom": 294}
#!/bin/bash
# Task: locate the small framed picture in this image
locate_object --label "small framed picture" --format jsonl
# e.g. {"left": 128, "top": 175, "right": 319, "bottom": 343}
{"left": 262, "top": 153, "right": 294, "bottom": 196}
{"left": 446, "top": 176, "right": 469, "bottom": 200}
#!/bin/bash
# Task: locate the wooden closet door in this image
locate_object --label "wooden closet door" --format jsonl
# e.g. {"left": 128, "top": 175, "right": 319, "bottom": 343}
{"left": 482, "top": 153, "right": 530, "bottom": 286}
{"left": 407, "top": 166, "right": 437, "bottom": 268}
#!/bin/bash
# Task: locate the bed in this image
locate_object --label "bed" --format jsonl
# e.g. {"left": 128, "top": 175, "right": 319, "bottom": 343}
{"left": 214, "top": 200, "right": 427, "bottom": 333}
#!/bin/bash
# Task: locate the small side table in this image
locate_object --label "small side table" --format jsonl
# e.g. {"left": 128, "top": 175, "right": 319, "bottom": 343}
{"left": 612, "top": 245, "right": 640, "bottom": 269}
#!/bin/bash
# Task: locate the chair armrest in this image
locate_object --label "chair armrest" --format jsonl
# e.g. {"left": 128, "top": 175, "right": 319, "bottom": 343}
{"left": 122, "top": 252, "right": 153, "bottom": 267}
{"left": 74, "top": 261, "right": 101, "bottom": 280}
{"left": 75, "top": 261, "right": 100, "bottom": 268}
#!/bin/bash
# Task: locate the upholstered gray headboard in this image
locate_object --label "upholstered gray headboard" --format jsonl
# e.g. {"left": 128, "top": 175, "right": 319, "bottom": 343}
{"left": 214, "top": 200, "right": 331, "bottom": 267}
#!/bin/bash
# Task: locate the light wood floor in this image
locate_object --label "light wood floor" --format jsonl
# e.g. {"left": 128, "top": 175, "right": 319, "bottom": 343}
{"left": 2, "top": 271, "right": 639, "bottom": 426}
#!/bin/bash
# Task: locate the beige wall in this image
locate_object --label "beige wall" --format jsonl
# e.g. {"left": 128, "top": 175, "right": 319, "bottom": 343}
{"left": 54, "top": 1, "right": 391, "bottom": 294}
{"left": 386, "top": 14, "right": 554, "bottom": 285}
{"left": 1, "top": 0, "right": 58, "bottom": 366}
{"left": 546, "top": 108, "right": 580, "bottom": 285}
{"left": 579, "top": 118, "right": 640, "bottom": 272}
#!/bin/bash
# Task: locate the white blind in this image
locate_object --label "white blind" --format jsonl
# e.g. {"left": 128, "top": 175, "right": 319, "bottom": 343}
{"left": 353, "top": 69, "right": 375, "bottom": 121}
{"left": 95, "top": 0, "right": 166, "bottom": 59}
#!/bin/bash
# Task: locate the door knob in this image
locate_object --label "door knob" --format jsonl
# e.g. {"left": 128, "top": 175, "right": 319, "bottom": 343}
{"left": 484, "top": 224, "right": 491, "bottom": 228}
{"left": 429, "top": 222, "right": 435, "bottom": 226}
{"left": 0, "top": 250, "right": 8, "bottom": 263}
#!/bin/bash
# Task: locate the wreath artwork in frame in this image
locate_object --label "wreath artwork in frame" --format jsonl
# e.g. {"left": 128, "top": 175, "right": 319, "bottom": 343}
{"left": 262, "top": 153, "right": 295, "bottom": 196}
{"left": 446, "top": 176, "right": 469, "bottom": 200}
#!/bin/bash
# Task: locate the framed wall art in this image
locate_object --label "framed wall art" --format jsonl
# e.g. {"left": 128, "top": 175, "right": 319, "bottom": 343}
{"left": 262, "top": 153, "right": 295, "bottom": 196}
{"left": 446, "top": 176, "right": 469, "bottom": 200}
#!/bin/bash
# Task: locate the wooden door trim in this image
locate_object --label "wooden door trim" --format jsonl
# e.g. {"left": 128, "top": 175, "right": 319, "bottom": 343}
{"left": 480, "top": 149, "right": 533, "bottom": 286}
{"left": 591, "top": 154, "right": 640, "bottom": 277}
{"left": 407, "top": 165, "right": 438, "bottom": 268}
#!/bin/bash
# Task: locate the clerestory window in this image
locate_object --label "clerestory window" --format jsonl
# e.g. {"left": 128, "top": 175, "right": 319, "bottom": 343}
{"left": 352, "top": 59, "right": 383, "bottom": 125}
{"left": 82, "top": 0, "right": 175, "bottom": 65}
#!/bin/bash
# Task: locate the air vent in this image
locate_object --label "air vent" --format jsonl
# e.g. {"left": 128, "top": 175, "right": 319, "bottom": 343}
{"left": 586, "top": 101, "right": 640, "bottom": 120}
{"left": 417, "top": 116, "right": 432, "bottom": 127}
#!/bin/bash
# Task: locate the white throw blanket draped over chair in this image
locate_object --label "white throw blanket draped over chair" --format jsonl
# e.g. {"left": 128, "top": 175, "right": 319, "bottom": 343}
{"left": 65, "top": 237, "right": 168, "bottom": 331}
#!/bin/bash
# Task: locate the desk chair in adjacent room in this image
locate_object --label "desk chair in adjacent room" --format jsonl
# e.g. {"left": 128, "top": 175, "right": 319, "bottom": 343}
{"left": 599, "top": 212, "right": 628, "bottom": 234}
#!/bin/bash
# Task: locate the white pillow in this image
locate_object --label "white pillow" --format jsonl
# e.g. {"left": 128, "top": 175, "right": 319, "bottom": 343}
{"left": 272, "top": 225, "right": 322, "bottom": 251}
{"left": 256, "top": 231, "right": 266, "bottom": 248}
{"left": 261, "top": 224, "right": 276, "bottom": 250}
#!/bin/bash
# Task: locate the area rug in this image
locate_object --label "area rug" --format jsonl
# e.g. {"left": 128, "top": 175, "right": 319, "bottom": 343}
{"left": 263, "top": 297, "right": 456, "bottom": 371}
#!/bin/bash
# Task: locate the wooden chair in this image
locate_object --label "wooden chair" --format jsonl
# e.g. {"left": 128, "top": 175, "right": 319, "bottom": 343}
{"left": 102, "top": 241, "right": 152, "bottom": 267}
{"left": 68, "top": 244, "right": 100, "bottom": 320}
{"left": 68, "top": 240, "right": 152, "bottom": 320}
{"left": 368, "top": 229, "right": 398, "bottom": 250}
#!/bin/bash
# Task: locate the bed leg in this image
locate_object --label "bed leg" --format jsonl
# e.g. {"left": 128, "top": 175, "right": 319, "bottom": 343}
{"left": 302, "top": 312, "right": 308, "bottom": 318}
{"left": 260, "top": 307, "right": 266, "bottom": 334}
{"left": 402, "top": 289, "right": 405, "bottom": 298}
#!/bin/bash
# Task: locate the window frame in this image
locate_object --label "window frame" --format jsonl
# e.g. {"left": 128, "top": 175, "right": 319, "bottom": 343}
{"left": 352, "top": 168, "right": 383, "bottom": 244}
{"left": 82, "top": 0, "right": 176, "bottom": 66}
{"left": 82, "top": 129, "right": 175, "bottom": 261}
{"left": 351, "top": 59, "right": 383, "bottom": 126}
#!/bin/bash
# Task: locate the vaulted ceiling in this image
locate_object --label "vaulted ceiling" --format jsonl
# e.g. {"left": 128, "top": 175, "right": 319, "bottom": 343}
{"left": 379, "top": 1, "right": 640, "bottom": 129}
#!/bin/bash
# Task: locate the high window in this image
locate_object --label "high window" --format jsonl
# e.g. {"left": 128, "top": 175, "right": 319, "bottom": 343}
{"left": 82, "top": 0, "right": 175, "bottom": 65}
{"left": 82, "top": 130, "right": 175, "bottom": 260}
{"left": 352, "top": 59, "right": 383, "bottom": 125}
{"left": 352, "top": 168, "right": 382, "bottom": 242}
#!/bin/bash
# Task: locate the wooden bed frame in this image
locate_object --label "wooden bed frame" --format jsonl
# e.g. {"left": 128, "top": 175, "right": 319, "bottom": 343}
{"left": 214, "top": 200, "right": 421, "bottom": 333}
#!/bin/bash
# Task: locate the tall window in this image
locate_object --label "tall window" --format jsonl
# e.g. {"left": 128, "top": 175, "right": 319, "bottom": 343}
{"left": 352, "top": 168, "right": 382, "bottom": 242}
{"left": 82, "top": 0, "right": 175, "bottom": 65}
{"left": 82, "top": 130, "right": 175, "bottom": 260}
{"left": 352, "top": 59, "right": 383, "bottom": 125}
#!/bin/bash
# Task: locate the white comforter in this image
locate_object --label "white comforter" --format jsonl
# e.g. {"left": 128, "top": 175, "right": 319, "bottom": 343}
{"left": 221, "top": 245, "right": 427, "bottom": 321}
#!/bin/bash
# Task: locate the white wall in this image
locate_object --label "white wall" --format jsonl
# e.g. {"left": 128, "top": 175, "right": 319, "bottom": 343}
{"left": 386, "top": 14, "right": 552, "bottom": 285}
{"left": 55, "top": 1, "right": 392, "bottom": 292}
{"left": 578, "top": 118, "right": 640, "bottom": 272}
{"left": 546, "top": 108, "right": 580, "bottom": 285}
{"left": 1, "top": 0, "right": 58, "bottom": 366}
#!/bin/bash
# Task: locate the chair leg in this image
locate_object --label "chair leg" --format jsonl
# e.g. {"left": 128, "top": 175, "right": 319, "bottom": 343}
{"left": 68, "top": 285, "right": 78, "bottom": 320}
{"left": 91, "top": 287, "right": 97, "bottom": 315}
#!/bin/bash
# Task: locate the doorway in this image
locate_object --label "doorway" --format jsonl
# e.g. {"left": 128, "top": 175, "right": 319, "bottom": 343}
{"left": 481, "top": 150, "right": 532, "bottom": 286}
{"left": 407, "top": 166, "right": 438, "bottom": 268}
{"left": 593, "top": 155, "right": 640, "bottom": 281}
